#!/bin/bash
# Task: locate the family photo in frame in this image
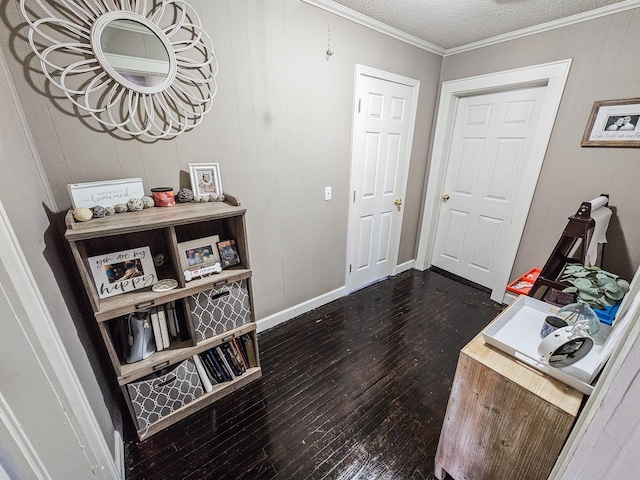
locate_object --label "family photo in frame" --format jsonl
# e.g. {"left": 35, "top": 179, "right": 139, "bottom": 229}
{"left": 88, "top": 246, "right": 158, "bottom": 299}
{"left": 582, "top": 97, "right": 640, "bottom": 147}
{"left": 178, "top": 235, "right": 221, "bottom": 273}
{"left": 217, "top": 239, "right": 240, "bottom": 268}
{"left": 189, "top": 163, "right": 223, "bottom": 196}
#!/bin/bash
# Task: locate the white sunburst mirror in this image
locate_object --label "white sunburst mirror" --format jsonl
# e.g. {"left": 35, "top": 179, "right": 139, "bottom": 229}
{"left": 20, "top": 0, "right": 218, "bottom": 139}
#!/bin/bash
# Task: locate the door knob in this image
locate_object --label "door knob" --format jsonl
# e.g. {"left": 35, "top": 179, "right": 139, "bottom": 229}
{"left": 394, "top": 198, "right": 403, "bottom": 207}
{"left": 442, "top": 194, "right": 450, "bottom": 202}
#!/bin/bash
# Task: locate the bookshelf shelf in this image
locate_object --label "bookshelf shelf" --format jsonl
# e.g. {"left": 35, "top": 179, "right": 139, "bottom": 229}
{"left": 65, "top": 197, "right": 261, "bottom": 439}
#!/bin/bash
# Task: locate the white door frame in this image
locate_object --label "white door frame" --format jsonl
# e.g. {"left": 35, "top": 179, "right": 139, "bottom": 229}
{"left": 347, "top": 65, "right": 420, "bottom": 291}
{"left": 0, "top": 201, "right": 121, "bottom": 479}
{"left": 415, "top": 59, "right": 572, "bottom": 303}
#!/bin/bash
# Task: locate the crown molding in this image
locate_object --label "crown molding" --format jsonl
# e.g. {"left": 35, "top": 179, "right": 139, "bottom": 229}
{"left": 300, "top": 0, "right": 640, "bottom": 57}
{"left": 299, "top": 0, "right": 446, "bottom": 55}
{"left": 445, "top": 0, "right": 640, "bottom": 56}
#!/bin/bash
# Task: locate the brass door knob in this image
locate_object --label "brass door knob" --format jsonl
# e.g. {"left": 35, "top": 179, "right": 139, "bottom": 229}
{"left": 394, "top": 198, "right": 403, "bottom": 207}
{"left": 442, "top": 194, "right": 450, "bottom": 202}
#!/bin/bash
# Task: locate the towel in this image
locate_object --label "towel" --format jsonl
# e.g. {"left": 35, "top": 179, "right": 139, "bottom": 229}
{"left": 584, "top": 205, "right": 612, "bottom": 266}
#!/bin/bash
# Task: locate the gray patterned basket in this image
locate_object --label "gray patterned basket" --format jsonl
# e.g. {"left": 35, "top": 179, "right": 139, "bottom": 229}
{"left": 187, "top": 279, "right": 252, "bottom": 342}
{"left": 126, "top": 358, "right": 204, "bottom": 431}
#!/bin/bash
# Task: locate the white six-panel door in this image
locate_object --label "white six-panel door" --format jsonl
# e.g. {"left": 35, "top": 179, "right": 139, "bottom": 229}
{"left": 431, "top": 86, "right": 547, "bottom": 288}
{"left": 348, "top": 69, "right": 418, "bottom": 291}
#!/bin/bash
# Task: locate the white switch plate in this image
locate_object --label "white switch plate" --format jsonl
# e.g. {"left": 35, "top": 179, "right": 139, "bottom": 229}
{"left": 324, "top": 186, "right": 332, "bottom": 201}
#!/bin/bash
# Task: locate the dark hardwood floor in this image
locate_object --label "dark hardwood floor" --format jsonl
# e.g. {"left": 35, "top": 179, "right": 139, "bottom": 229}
{"left": 125, "top": 268, "right": 504, "bottom": 479}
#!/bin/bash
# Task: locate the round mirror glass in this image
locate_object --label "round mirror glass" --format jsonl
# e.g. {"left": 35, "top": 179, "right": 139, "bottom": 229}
{"left": 99, "top": 19, "right": 170, "bottom": 89}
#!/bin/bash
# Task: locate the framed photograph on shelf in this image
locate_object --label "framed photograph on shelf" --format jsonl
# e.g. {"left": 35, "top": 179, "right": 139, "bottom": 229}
{"left": 88, "top": 246, "right": 158, "bottom": 299}
{"left": 582, "top": 98, "right": 640, "bottom": 147}
{"left": 188, "top": 163, "right": 223, "bottom": 196}
{"left": 217, "top": 239, "right": 240, "bottom": 268}
{"left": 178, "top": 235, "right": 221, "bottom": 272}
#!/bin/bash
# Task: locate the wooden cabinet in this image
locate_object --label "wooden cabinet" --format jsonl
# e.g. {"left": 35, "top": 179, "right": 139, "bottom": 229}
{"left": 435, "top": 334, "right": 583, "bottom": 480}
{"left": 65, "top": 196, "right": 261, "bottom": 440}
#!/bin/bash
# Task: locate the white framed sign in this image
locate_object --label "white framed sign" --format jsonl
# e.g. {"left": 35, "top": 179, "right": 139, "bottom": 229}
{"left": 88, "top": 246, "right": 158, "bottom": 299}
{"left": 67, "top": 177, "right": 145, "bottom": 208}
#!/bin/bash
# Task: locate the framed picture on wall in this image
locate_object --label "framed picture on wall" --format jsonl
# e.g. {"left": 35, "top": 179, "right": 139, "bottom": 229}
{"left": 582, "top": 98, "right": 640, "bottom": 147}
{"left": 189, "top": 163, "right": 223, "bottom": 196}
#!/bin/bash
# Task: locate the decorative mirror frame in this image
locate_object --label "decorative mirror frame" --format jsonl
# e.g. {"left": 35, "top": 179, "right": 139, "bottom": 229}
{"left": 19, "top": 0, "right": 218, "bottom": 139}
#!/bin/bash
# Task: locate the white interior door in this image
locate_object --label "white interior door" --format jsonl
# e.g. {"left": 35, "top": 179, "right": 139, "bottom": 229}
{"left": 431, "top": 86, "right": 547, "bottom": 288}
{"left": 348, "top": 67, "right": 418, "bottom": 292}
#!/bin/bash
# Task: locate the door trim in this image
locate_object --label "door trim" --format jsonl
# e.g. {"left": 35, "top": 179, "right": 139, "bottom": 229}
{"left": 415, "top": 59, "right": 572, "bottom": 303}
{"left": 347, "top": 65, "right": 420, "bottom": 292}
{"left": 0, "top": 201, "right": 121, "bottom": 479}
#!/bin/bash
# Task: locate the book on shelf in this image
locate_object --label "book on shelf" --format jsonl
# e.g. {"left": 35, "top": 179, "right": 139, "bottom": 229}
{"left": 192, "top": 354, "right": 213, "bottom": 393}
{"left": 233, "top": 337, "right": 249, "bottom": 370}
{"left": 220, "top": 342, "right": 244, "bottom": 376}
{"left": 157, "top": 306, "right": 170, "bottom": 349}
{"left": 199, "top": 352, "right": 221, "bottom": 385}
{"left": 165, "top": 301, "right": 178, "bottom": 340}
{"left": 174, "top": 303, "right": 190, "bottom": 342}
{"left": 204, "top": 349, "right": 228, "bottom": 383}
{"left": 150, "top": 307, "right": 164, "bottom": 351}
{"left": 241, "top": 334, "right": 257, "bottom": 368}
{"left": 215, "top": 346, "right": 236, "bottom": 380}
{"left": 229, "top": 341, "right": 247, "bottom": 373}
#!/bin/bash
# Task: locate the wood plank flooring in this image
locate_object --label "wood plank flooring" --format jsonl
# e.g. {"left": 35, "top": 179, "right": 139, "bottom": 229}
{"left": 125, "top": 268, "right": 504, "bottom": 479}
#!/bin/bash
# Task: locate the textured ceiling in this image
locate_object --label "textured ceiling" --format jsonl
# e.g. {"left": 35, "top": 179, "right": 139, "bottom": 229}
{"left": 329, "top": 0, "right": 629, "bottom": 49}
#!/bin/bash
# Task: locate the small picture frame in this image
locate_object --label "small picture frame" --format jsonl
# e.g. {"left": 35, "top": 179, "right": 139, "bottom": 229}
{"left": 217, "top": 239, "right": 240, "bottom": 268}
{"left": 582, "top": 98, "right": 640, "bottom": 147}
{"left": 189, "top": 163, "right": 223, "bottom": 196}
{"left": 178, "top": 235, "right": 221, "bottom": 272}
{"left": 88, "top": 247, "right": 158, "bottom": 299}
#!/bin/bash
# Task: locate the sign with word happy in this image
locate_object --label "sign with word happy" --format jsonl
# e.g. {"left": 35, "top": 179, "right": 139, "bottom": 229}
{"left": 88, "top": 247, "right": 158, "bottom": 299}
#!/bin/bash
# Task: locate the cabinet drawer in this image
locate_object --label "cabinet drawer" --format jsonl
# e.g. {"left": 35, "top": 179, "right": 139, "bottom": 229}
{"left": 187, "top": 279, "right": 252, "bottom": 342}
{"left": 126, "top": 358, "right": 204, "bottom": 431}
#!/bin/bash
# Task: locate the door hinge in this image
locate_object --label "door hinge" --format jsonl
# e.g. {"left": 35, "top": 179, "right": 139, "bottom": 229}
{"left": 353, "top": 190, "right": 356, "bottom": 203}
{"left": 358, "top": 99, "right": 361, "bottom": 113}
{"left": 349, "top": 264, "right": 352, "bottom": 273}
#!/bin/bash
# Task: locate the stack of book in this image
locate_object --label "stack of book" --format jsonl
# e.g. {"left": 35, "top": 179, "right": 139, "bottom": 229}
{"left": 192, "top": 334, "right": 257, "bottom": 392}
{"left": 149, "top": 302, "right": 184, "bottom": 351}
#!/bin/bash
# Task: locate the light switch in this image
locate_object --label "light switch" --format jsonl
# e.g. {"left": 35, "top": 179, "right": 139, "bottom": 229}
{"left": 324, "top": 186, "right": 332, "bottom": 201}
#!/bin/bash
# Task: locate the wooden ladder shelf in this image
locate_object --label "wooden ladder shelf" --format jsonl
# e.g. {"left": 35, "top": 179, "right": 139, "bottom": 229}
{"left": 529, "top": 194, "right": 609, "bottom": 301}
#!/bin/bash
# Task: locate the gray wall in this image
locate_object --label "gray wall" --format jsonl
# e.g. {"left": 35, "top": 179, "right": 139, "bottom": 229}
{"left": 1, "top": 0, "right": 440, "bottom": 448}
{"left": 3, "top": 0, "right": 441, "bottom": 319}
{"left": 441, "top": 8, "right": 640, "bottom": 283}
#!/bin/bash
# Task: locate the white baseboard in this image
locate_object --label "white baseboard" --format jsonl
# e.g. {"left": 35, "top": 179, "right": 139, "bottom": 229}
{"left": 256, "top": 286, "right": 348, "bottom": 333}
{"left": 257, "top": 263, "right": 419, "bottom": 333}
{"left": 502, "top": 291, "right": 518, "bottom": 305}
{"left": 395, "top": 259, "right": 415, "bottom": 274}
{"left": 114, "top": 429, "right": 125, "bottom": 479}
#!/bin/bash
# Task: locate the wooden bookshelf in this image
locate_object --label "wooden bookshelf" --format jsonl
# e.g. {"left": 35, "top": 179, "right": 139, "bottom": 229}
{"left": 65, "top": 197, "right": 261, "bottom": 440}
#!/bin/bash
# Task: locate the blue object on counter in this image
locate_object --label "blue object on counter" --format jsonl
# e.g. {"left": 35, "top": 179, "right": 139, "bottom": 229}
{"left": 594, "top": 301, "right": 621, "bottom": 326}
